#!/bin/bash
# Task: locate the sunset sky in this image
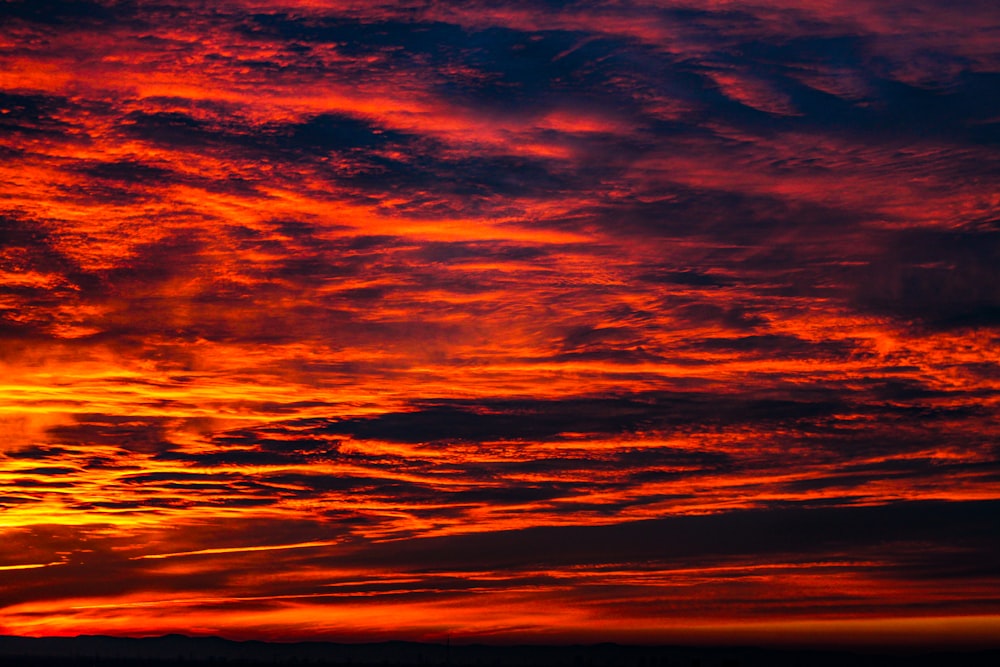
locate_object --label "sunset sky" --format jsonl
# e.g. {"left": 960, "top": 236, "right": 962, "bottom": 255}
{"left": 1, "top": 0, "right": 999, "bottom": 648}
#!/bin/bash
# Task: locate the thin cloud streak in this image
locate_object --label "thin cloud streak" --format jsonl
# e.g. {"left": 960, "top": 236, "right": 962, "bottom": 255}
{"left": 133, "top": 540, "right": 345, "bottom": 560}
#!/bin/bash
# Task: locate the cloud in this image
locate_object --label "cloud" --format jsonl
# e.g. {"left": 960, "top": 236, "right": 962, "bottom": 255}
{"left": 297, "top": 392, "right": 859, "bottom": 445}
{"left": 0, "top": 0, "right": 115, "bottom": 26}
{"left": 2, "top": 0, "right": 999, "bottom": 643}
{"left": 333, "top": 500, "right": 1000, "bottom": 572}
{"left": 852, "top": 228, "right": 1000, "bottom": 329}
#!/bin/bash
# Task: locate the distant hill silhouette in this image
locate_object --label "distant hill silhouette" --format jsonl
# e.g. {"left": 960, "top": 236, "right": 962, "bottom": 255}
{"left": 1, "top": 635, "right": 999, "bottom": 667}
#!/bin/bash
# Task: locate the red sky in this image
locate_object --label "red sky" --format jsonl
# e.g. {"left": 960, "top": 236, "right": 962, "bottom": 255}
{"left": 1, "top": 0, "right": 999, "bottom": 648}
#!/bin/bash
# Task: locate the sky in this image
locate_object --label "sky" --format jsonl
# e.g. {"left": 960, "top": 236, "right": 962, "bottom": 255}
{"left": 1, "top": 0, "right": 999, "bottom": 649}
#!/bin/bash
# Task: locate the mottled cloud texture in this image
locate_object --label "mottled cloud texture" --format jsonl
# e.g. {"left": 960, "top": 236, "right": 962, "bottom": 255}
{"left": 1, "top": 0, "right": 999, "bottom": 647}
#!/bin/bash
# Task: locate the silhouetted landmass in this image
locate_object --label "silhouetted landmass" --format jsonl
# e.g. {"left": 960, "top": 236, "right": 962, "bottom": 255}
{"left": 0, "top": 636, "right": 998, "bottom": 667}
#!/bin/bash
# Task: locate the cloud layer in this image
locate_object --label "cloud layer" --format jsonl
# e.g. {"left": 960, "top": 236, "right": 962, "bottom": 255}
{"left": 1, "top": 0, "right": 999, "bottom": 647}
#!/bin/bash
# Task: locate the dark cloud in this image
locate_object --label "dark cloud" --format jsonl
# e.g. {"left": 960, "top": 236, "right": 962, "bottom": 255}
{"left": 637, "top": 268, "right": 730, "bottom": 287}
{"left": 242, "top": 15, "right": 465, "bottom": 58}
{"left": 852, "top": 229, "right": 1000, "bottom": 329}
{"left": 0, "top": 0, "right": 116, "bottom": 25}
{"left": 302, "top": 402, "right": 633, "bottom": 443}
{"left": 0, "top": 92, "right": 73, "bottom": 139}
{"left": 76, "top": 159, "right": 176, "bottom": 185}
{"left": 0, "top": 215, "right": 75, "bottom": 278}
{"left": 671, "top": 302, "right": 768, "bottom": 331}
{"left": 436, "top": 27, "right": 636, "bottom": 110}
{"left": 691, "top": 334, "right": 863, "bottom": 360}
{"left": 577, "top": 188, "right": 871, "bottom": 245}
{"left": 121, "top": 110, "right": 222, "bottom": 147}
{"left": 336, "top": 500, "right": 1000, "bottom": 572}
{"left": 47, "top": 415, "right": 175, "bottom": 453}
{"left": 156, "top": 448, "right": 311, "bottom": 467}
{"left": 287, "top": 113, "right": 409, "bottom": 153}
{"left": 185, "top": 385, "right": 982, "bottom": 475}
{"left": 302, "top": 392, "right": 859, "bottom": 445}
